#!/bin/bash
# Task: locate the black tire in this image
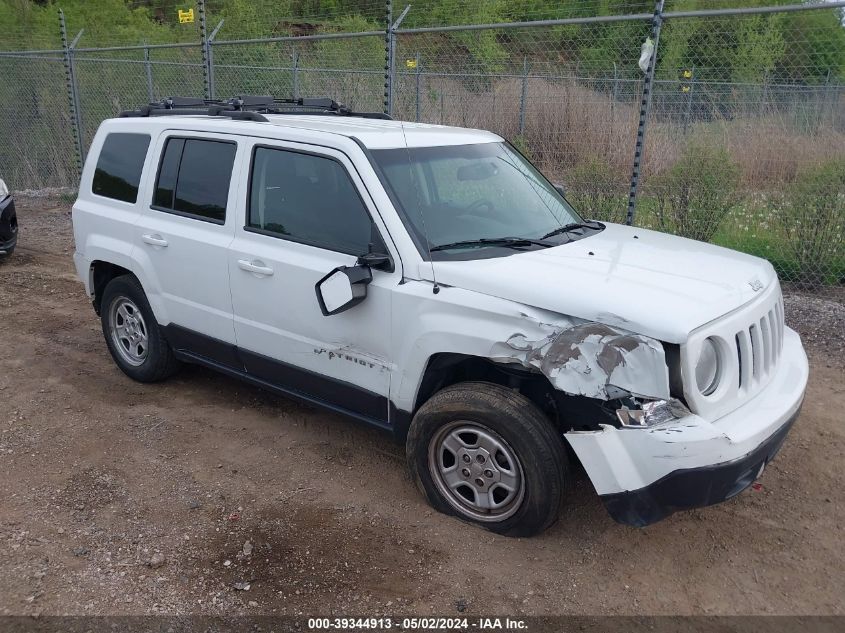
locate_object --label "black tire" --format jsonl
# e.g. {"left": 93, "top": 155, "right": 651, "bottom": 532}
{"left": 407, "top": 381, "right": 568, "bottom": 537}
{"left": 100, "top": 275, "right": 180, "bottom": 382}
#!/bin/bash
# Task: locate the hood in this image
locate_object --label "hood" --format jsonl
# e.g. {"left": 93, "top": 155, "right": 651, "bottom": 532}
{"left": 418, "top": 222, "right": 776, "bottom": 343}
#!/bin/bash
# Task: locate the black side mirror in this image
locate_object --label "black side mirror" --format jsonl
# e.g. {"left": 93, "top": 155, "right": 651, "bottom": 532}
{"left": 554, "top": 184, "right": 566, "bottom": 197}
{"left": 315, "top": 265, "right": 373, "bottom": 316}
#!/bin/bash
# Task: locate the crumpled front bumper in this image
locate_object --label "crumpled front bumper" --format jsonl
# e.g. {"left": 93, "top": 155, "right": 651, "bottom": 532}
{"left": 565, "top": 326, "right": 808, "bottom": 526}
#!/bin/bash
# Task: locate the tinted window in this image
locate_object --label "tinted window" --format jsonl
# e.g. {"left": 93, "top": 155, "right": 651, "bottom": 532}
{"left": 153, "top": 138, "right": 236, "bottom": 223}
{"left": 92, "top": 133, "right": 150, "bottom": 203}
{"left": 152, "top": 138, "right": 183, "bottom": 209}
{"left": 248, "top": 147, "right": 379, "bottom": 255}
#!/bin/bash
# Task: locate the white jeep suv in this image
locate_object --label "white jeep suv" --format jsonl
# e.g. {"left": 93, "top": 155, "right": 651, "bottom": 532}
{"left": 71, "top": 97, "right": 808, "bottom": 536}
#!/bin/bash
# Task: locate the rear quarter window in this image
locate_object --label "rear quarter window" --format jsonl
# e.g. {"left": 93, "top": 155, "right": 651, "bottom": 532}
{"left": 92, "top": 133, "right": 151, "bottom": 203}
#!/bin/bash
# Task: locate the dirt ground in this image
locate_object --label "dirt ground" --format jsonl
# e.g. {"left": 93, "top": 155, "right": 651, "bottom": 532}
{"left": 1, "top": 197, "right": 843, "bottom": 617}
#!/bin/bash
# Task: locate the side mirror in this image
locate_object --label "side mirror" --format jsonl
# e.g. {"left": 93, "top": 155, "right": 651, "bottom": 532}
{"left": 554, "top": 184, "right": 566, "bottom": 197}
{"left": 315, "top": 265, "right": 373, "bottom": 316}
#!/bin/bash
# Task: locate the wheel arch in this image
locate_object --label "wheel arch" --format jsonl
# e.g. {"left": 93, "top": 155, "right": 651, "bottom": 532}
{"left": 414, "top": 352, "right": 553, "bottom": 413}
{"left": 89, "top": 259, "right": 167, "bottom": 324}
{"left": 394, "top": 351, "right": 616, "bottom": 443}
{"left": 90, "top": 260, "right": 134, "bottom": 315}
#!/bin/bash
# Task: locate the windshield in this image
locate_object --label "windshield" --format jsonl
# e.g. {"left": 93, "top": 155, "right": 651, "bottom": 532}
{"left": 372, "top": 142, "right": 585, "bottom": 260}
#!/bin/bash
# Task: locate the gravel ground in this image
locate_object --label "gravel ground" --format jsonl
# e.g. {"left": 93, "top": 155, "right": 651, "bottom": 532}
{"left": 1, "top": 198, "right": 843, "bottom": 617}
{"left": 782, "top": 293, "right": 845, "bottom": 369}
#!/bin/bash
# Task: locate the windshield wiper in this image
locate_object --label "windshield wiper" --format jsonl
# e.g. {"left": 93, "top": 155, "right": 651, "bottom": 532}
{"left": 540, "top": 220, "right": 603, "bottom": 241}
{"left": 429, "top": 237, "right": 553, "bottom": 253}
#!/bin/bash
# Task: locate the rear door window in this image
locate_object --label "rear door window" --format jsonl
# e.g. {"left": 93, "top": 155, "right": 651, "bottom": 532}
{"left": 153, "top": 137, "right": 236, "bottom": 223}
{"left": 92, "top": 132, "right": 151, "bottom": 203}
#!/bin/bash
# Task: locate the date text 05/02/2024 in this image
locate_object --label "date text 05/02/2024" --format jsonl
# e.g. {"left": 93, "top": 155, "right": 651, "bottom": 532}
{"left": 307, "top": 617, "right": 529, "bottom": 630}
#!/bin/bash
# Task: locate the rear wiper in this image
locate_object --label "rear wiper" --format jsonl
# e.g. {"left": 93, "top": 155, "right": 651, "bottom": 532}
{"left": 540, "top": 220, "right": 603, "bottom": 241}
{"left": 429, "top": 237, "right": 553, "bottom": 253}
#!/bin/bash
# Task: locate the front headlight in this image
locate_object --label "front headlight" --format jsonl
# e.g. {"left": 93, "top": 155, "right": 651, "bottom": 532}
{"left": 695, "top": 337, "right": 721, "bottom": 395}
{"left": 616, "top": 398, "right": 691, "bottom": 428}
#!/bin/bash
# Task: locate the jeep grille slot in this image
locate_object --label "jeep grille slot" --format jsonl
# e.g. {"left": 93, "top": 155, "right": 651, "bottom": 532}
{"left": 735, "top": 332, "right": 747, "bottom": 389}
{"left": 760, "top": 317, "right": 772, "bottom": 372}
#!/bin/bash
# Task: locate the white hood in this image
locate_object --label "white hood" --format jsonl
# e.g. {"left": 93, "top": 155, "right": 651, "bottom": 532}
{"left": 419, "top": 223, "right": 776, "bottom": 343}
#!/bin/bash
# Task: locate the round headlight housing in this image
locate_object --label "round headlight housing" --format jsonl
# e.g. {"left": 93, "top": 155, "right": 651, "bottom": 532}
{"left": 695, "top": 337, "right": 721, "bottom": 395}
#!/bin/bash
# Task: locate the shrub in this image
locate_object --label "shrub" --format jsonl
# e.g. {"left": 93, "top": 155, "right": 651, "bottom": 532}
{"left": 774, "top": 160, "right": 845, "bottom": 289}
{"left": 651, "top": 141, "right": 740, "bottom": 243}
{"left": 565, "top": 156, "right": 627, "bottom": 223}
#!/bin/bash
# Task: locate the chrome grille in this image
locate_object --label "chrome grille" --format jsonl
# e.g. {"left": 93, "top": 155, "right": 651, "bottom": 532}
{"left": 734, "top": 295, "right": 784, "bottom": 394}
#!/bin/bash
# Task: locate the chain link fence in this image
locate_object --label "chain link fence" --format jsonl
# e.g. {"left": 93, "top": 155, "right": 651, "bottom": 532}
{"left": 0, "top": 51, "right": 78, "bottom": 188}
{"left": 0, "top": 0, "right": 843, "bottom": 289}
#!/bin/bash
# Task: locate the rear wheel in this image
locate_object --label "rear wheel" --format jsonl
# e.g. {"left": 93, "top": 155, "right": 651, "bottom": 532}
{"left": 100, "top": 275, "right": 179, "bottom": 382}
{"left": 407, "top": 382, "right": 568, "bottom": 537}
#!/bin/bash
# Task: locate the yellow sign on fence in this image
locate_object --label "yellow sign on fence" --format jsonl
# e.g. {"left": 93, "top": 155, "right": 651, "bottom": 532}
{"left": 680, "top": 68, "right": 693, "bottom": 92}
{"left": 405, "top": 59, "right": 418, "bottom": 69}
{"left": 178, "top": 8, "right": 195, "bottom": 24}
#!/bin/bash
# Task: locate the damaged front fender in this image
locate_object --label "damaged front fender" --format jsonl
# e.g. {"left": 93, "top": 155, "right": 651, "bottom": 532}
{"left": 490, "top": 322, "right": 671, "bottom": 400}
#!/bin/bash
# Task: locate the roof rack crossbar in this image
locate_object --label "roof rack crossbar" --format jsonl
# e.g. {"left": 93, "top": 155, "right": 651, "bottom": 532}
{"left": 118, "top": 95, "right": 390, "bottom": 121}
{"left": 163, "top": 96, "right": 207, "bottom": 108}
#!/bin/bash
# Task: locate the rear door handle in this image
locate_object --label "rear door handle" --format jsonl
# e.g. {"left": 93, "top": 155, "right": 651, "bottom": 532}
{"left": 141, "top": 233, "right": 168, "bottom": 247}
{"left": 238, "top": 259, "right": 274, "bottom": 276}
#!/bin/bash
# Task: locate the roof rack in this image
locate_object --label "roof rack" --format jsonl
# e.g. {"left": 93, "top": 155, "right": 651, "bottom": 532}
{"left": 119, "top": 95, "right": 391, "bottom": 121}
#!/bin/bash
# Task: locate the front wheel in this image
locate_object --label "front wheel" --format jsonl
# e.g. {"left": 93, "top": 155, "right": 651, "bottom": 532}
{"left": 407, "top": 382, "right": 568, "bottom": 537}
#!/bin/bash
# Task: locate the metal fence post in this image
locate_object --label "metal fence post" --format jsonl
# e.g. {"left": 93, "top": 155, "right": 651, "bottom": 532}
{"left": 143, "top": 43, "right": 154, "bottom": 102}
{"left": 823, "top": 68, "right": 832, "bottom": 128}
{"left": 59, "top": 10, "right": 85, "bottom": 176}
{"left": 682, "top": 64, "right": 695, "bottom": 134}
{"left": 415, "top": 52, "right": 422, "bottom": 122}
{"left": 198, "top": 0, "right": 211, "bottom": 99}
{"left": 518, "top": 56, "right": 529, "bottom": 135}
{"left": 611, "top": 61, "right": 618, "bottom": 121}
{"left": 625, "top": 0, "right": 665, "bottom": 227}
{"left": 383, "top": 0, "right": 392, "bottom": 116}
{"left": 385, "top": 5, "right": 411, "bottom": 118}
{"left": 292, "top": 49, "right": 300, "bottom": 100}
{"left": 439, "top": 83, "right": 444, "bottom": 124}
{"left": 206, "top": 20, "right": 224, "bottom": 100}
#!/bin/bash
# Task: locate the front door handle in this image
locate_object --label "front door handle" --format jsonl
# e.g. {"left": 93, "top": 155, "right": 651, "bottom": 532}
{"left": 238, "top": 259, "right": 274, "bottom": 276}
{"left": 141, "top": 233, "right": 168, "bottom": 247}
